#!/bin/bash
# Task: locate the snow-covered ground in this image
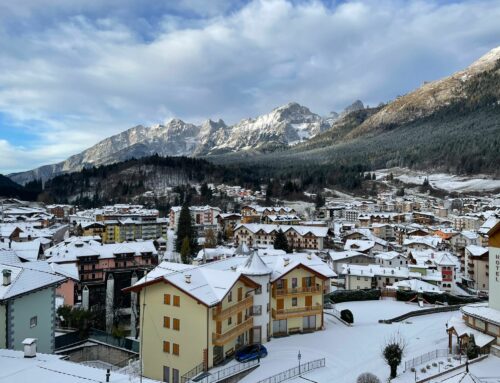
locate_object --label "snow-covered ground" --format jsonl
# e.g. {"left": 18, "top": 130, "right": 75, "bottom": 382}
{"left": 237, "top": 300, "right": 469, "bottom": 383}
{"left": 376, "top": 168, "right": 500, "bottom": 193}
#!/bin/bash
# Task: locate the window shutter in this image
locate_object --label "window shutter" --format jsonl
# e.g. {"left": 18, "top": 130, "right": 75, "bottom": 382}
{"left": 164, "top": 294, "right": 171, "bottom": 305}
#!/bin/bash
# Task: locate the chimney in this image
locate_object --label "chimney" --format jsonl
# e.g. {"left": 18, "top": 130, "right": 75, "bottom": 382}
{"left": 307, "top": 253, "right": 312, "bottom": 260}
{"left": 22, "top": 338, "right": 37, "bottom": 358}
{"left": 284, "top": 257, "right": 290, "bottom": 267}
{"left": 184, "top": 274, "right": 191, "bottom": 284}
{"left": 2, "top": 269, "right": 11, "bottom": 286}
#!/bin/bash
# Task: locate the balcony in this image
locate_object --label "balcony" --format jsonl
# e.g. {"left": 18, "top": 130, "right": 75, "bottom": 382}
{"left": 272, "top": 304, "right": 323, "bottom": 320}
{"left": 213, "top": 295, "right": 253, "bottom": 321}
{"left": 212, "top": 316, "right": 253, "bottom": 346}
{"left": 273, "top": 285, "right": 322, "bottom": 297}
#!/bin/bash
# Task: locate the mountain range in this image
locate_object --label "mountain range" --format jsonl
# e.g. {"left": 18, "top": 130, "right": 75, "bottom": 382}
{"left": 8, "top": 46, "right": 500, "bottom": 185}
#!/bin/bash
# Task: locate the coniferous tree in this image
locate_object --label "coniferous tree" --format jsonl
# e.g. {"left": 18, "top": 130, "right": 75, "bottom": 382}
{"left": 176, "top": 203, "right": 197, "bottom": 256}
{"left": 180, "top": 237, "right": 191, "bottom": 264}
{"left": 274, "top": 229, "right": 289, "bottom": 253}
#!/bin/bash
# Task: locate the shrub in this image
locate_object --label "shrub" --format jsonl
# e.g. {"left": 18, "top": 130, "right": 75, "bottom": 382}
{"left": 328, "top": 289, "right": 381, "bottom": 304}
{"left": 341, "top": 309, "right": 354, "bottom": 324}
{"left": 356, "top": 372, "right": 381, "bottom": 383}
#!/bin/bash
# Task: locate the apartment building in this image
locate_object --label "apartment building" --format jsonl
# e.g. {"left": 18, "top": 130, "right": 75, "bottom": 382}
{"left": 464, "top": 245, "right": 489, "bottom": 291}
{"left": 234, "top": 223, "right": 329, "bottom": 250}
{"left": 125, "top": 252, "right": 334, "bottom": 382}
{"left": 169, "top": 205, "right": 221, "bottom": 234}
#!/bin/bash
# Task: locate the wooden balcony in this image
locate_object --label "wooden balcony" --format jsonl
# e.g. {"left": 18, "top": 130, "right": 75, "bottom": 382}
{"left": 212, "top": 295, "right": 253, "bottom": 321}
{"left": 272, "top": 304, "right": 323, "bottom": 320}
{"left": 212, "top": 317, "right": 253, "bottom": 346}
{"left": 273, "top": 285, "right": 321, "bottom": 297}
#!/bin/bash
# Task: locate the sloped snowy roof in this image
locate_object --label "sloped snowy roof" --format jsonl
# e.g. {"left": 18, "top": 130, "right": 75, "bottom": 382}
{"left": 239, "top": 251, "right": 272, "bottom": 276}
{"left": 447, "top": 315, "right": 495, "bottom": 348}
{"left": 0, "top": 260, "right": 67, "bottom": 301}
{"left": 388, "top": 278, "right": 441, "bottom": 293}
{"left": 0, "top": 348, "right": 159, "bottom": 383}
{"left": 130, "top": 252, "right": 335, "bottom": 304}
{"left": 344, "top": 239, "right": 375, "bottom": 252}
{"left": 328, "top": 250, "right": 366, "bottom": 261}
{"left": 375, "top": 251, "right": 403, "bottom": 261}
{"left": 465, "top": 245, "right": 488, "bottom": 257}
{"left": 478, "top": 215, "right": 499, "bottom": 235}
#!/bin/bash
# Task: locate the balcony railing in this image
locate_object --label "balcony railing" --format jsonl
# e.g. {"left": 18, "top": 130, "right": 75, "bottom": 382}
{"left": 213, "top": 295, "right": 253, "bottom": 321}
{"left": 272, "top": 304, "right": 323, "bottom": 320}
{"left": 212, "top": 317, "right": 253, "bottom": 346}
{"left": 273, "top": 285, "right": 321, "bottom": 297}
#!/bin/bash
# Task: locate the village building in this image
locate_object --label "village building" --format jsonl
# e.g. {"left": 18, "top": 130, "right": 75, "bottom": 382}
{"left": 234, "top": 223, "right": 330, "bottom": 250}
{"left": 125, "top": 252, "right": 334, "bottom": 382}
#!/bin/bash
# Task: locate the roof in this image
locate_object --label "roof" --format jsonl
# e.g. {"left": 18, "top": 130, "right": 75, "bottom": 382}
{"left": 375, "top": 251, "right": 403, "bottom": 261}
{"left": 465, "top": 245, "right": 488, "bottom": 257}
{"left": 461, "top": 303, "right": 500, "bottom": 327}
{"left": 388, "top": 278, "right": 441, "bottom": 293}
{"left": 344, "top": 239, "right": 375, "bottom": 252}
{"left": 0, "top": 348, "right": 159, "bottom": 382}
{"left": 328, "top": 250, "right": 366, "bottom": 262}
{"left": 128, "top": 252, "right": 335, "bottom": 303}
{"left": 478, "top": 215, "right": 499, "bottom": 235}
{"left": 447, "top": 315, "right": 495, "bottom": 348}
{"left": 239, "top": 251, "right": 272, "bottom": 276}
{"left": 342, "top": 264, "right": 420, "bottom": 279}
{"left": 45, "top": 238, "right": 157, "bottom": 262}
{"left": 0, "top": 260, "right": 67, "bottom": 301}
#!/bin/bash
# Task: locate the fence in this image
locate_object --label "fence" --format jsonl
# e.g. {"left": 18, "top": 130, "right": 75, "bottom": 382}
{"left": 256, "top": 358, "right": 326, "bottom": 383}
{"left": 190, "top": 359, "right": 259, "bottom": 383}
{"left": 379, "top": 305, "right": 463, "bottom": 324}
{"left": 404, "top": 349, "right": 457, "bottom": 372}
{"left": 181, "top": 362, "right": 205, "bottom": 383}
{"left": 54, "top": 328, "right": 139, "bottom": 353}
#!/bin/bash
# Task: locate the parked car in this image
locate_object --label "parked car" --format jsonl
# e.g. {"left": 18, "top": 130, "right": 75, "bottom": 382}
{"left": 235, "top": 344, "right": 268, "bottom": 362}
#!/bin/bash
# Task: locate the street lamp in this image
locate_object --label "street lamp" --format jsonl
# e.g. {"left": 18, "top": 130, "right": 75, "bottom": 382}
{"left": 298, "top": 350, "right": 302, "bottom": 374}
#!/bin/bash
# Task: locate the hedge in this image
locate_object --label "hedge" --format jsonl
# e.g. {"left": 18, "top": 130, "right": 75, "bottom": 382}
{"left": 395, "top": 290, "right": 481, "bottom": 305}
{"left": 327, "top": 289, "right": 381, "bottom": 303}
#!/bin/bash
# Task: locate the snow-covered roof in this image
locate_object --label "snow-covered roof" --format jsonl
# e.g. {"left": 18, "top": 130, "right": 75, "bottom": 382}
{"left": 130, "top": 252, "right": 335, "bottom": 305}
{"left": 195, "top": 246, "right": 235, "bottom": 261}
{"left": 478, "top": 215, "right": 499, "bottom": 235}
{"left": 447, "top": 315, "right": 495, "bottom": 348}
{"left": 461, "top": 303, "right": 500, "bottom": 327}
{"left": 344, "top": 239, "right": 375, "bottom": 252}
{"left": 342, "top": 264, "right": 420, "bottom": 279}
{"left": 403, "top": 236, "right": 442, "bottom": 248}
{"left": 465, "top": 245, "right": 488, "bottom": 257}
{"left": 328, "top": 250, "right": 366, "bottom": 262}
{"left": 388, "top": 278, "right": 441, "bottom": 293}
{"left": 4, "top": 240, "right": 43, "bottom": 261}
{"left": 0, "top": 261, "right": 67, "bottom": 301}
{"left": 239, "top": 251, "right": 272, "bottom": 276}
{"left": 375, "top": 251, "right": 403, "bottom": 261}
{"left": 0, "top": 348, "right": 159, "bottom": 383}
{"left": 45, "top": 238, "right": 157, "bottom": 263}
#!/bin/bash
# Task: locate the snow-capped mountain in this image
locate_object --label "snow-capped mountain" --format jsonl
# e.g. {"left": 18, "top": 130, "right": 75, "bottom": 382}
{"left": 9, "top": 102, "right": 332, "bottom": 184}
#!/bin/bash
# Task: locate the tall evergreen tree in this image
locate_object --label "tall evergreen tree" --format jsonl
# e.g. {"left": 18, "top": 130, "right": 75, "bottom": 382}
{"left": 274, "top": 229, "right": 289, "bottom": 253}
{"left": 175, "top": 203, "right": 197, "bottom": 256}
{"left": 180, "top": 237, "right": 191, "bottom": 264}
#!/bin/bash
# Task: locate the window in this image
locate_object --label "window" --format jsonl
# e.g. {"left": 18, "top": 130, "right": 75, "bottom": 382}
{"left": 304, "top": 277, "right": 312, "bottom": 287}
{"left": 173, "top": 343, "right": 180, "bottom": 356}
{"left": 164, "top": 294, "right": 171, "bottom": 305}
{"left": 173, "top": 368, "right": 179, "bottom": 383}
{"left": 291, "top": 278, "right": 298, "bottom": 288}
{"left": 292, "top": 298, "right": 298, "bottom": 307}
{"left": 228, "top": 317, "right": 232, "bottom": 325}
{"left": 164, "top": 316, "right": 170, "bottom": 328}
{"left": 255, "top": 286, "right": 262, "bottom": 295}
{"left": 173, "top": 295, "right": 180, "bottom": 307}
{"left": 30, "top": 316, "right": 37, "bottom": 328}
{"left": 163, "top": 341, "right": 170, "bottom": 353}
{"left": 228, "top": 291, "right": 233, "bottom": 302}
{"left": 276, "top": 279, "right": 284, "bottom": 289}
{"left": 356, "top": 276, "right": 360, "bottom": 281}
{"left": 173, "top": 318, "right": 180, "bottom": 331}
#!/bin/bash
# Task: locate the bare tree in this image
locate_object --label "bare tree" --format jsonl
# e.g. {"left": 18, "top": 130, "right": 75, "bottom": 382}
{"left": 357, "top": 372, "right": 381, "bottom": 383}
{"left": 382, "top": 332, "right": 407, "bottom": 379}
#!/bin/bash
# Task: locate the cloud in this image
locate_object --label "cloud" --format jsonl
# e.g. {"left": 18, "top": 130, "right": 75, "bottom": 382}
{"left": 0, "top": 0, "right": 499, "bottom": 173}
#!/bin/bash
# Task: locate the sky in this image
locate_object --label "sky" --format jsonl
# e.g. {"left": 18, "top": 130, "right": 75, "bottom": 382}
{"left": 0, "top": 0, "right": 499, "bottom": 174}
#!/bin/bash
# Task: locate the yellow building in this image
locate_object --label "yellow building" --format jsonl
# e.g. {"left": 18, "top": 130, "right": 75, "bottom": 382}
{"left": 125, "top": 252, "right": 334, "bottom": 382}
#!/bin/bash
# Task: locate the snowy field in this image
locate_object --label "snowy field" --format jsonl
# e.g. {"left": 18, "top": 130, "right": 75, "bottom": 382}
{"left": 376, "top": 168, "right": 500, "bottom": 193}
{"left": 238, "top": 300, "right": 467, "bottom": 383}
